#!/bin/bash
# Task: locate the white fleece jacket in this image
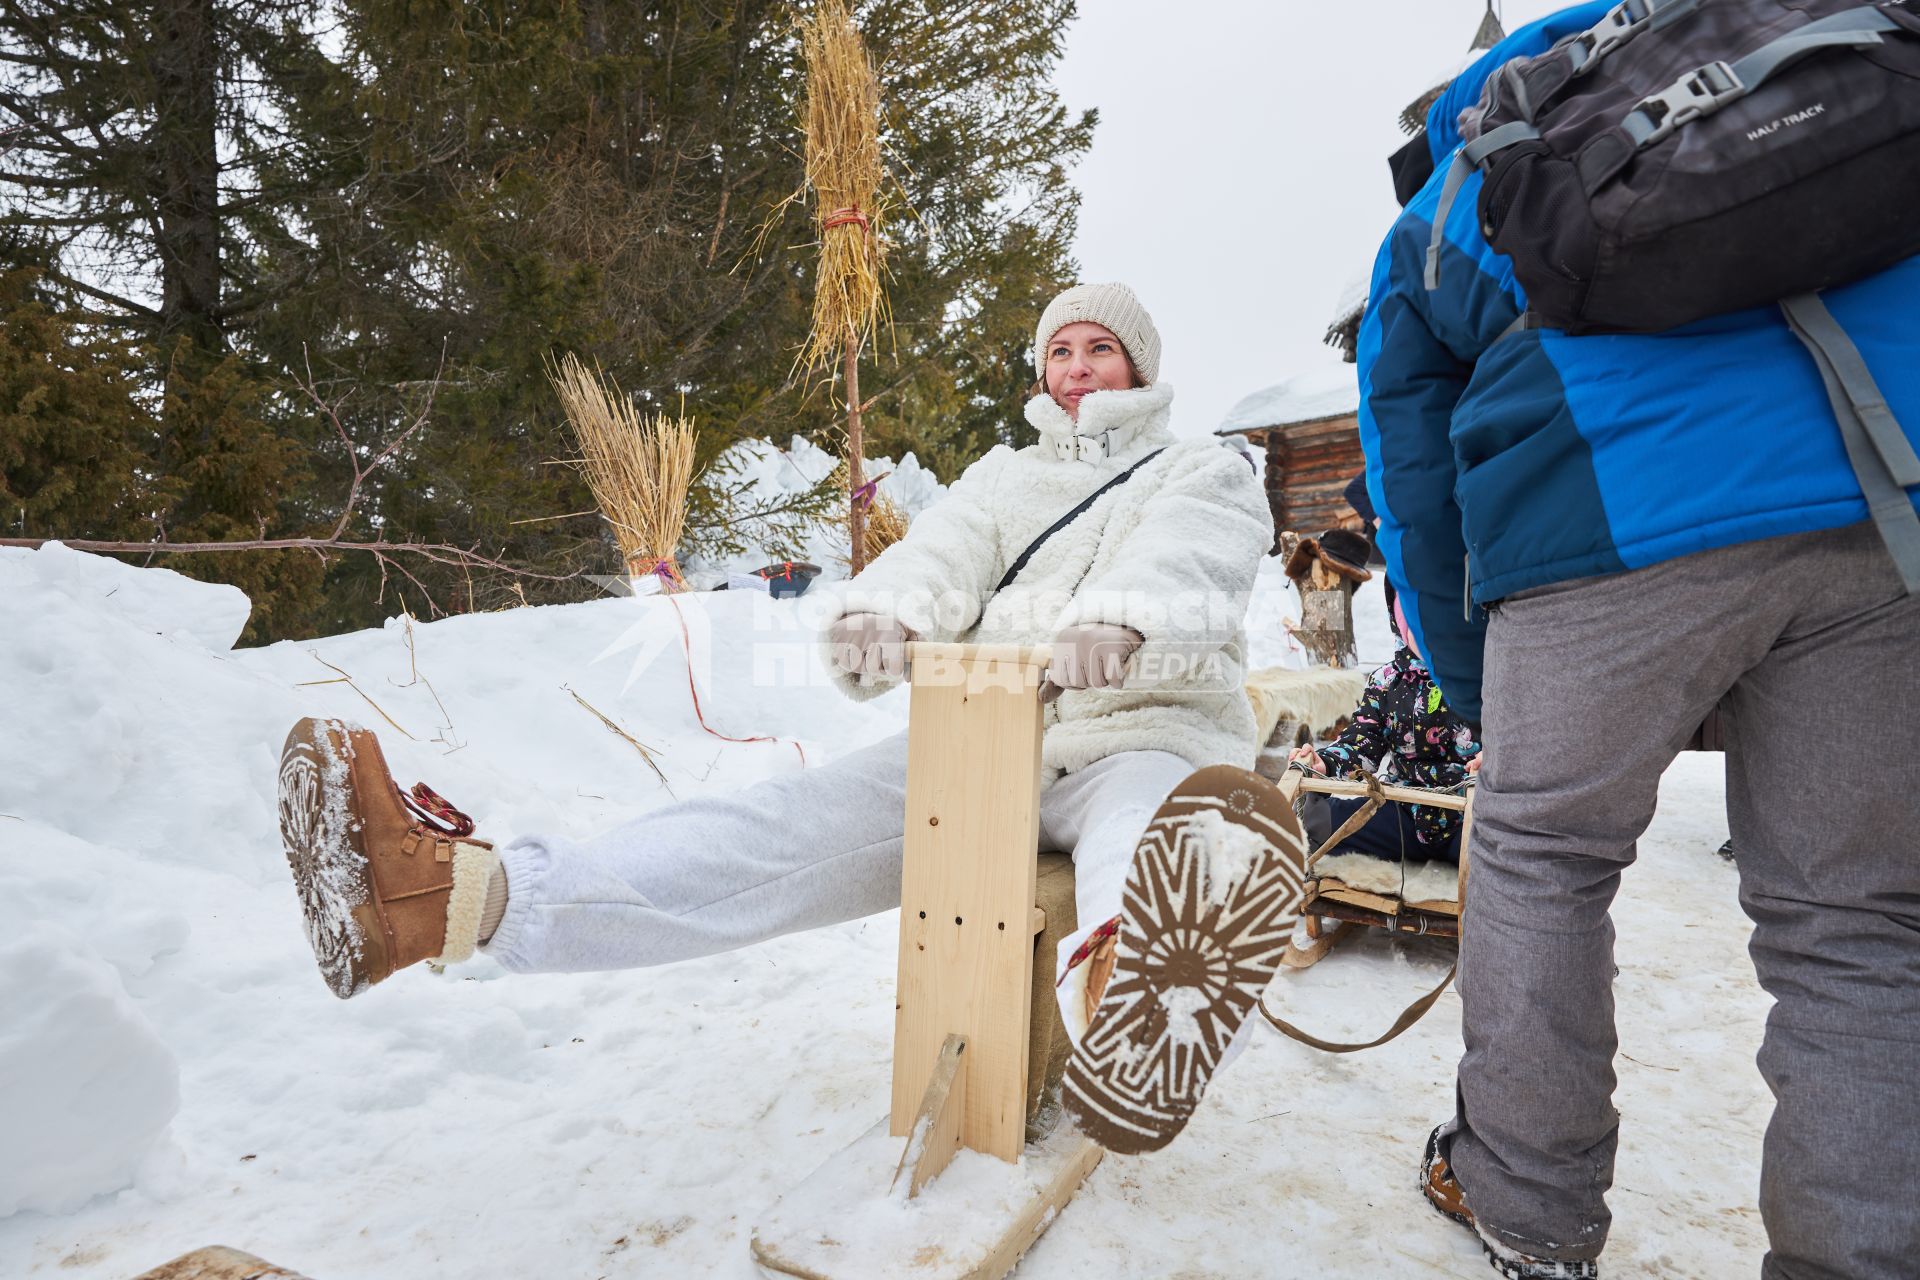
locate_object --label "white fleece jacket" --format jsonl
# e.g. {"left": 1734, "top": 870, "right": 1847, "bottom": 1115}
{"left": 819, "top": 382, "right": 1272, "bottom": 780}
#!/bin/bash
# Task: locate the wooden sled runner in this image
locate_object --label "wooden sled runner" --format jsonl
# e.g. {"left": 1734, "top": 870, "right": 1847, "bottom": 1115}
{"left": 752, "top": 643, "right": 1103, "bottom": 1280}
{"left": 1262, "top": 769, "right": 1474, "bottom": 1053}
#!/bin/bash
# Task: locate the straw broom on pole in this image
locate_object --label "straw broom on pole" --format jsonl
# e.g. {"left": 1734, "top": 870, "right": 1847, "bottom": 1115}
{"left": 799, "top": 0, "right": 887, "bottom": 575}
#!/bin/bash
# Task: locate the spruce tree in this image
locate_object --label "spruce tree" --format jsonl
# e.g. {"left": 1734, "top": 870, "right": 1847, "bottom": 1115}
{"left": 1, "top": 0, "right": 336, "bottom": 637}
{"left": 0, "top": 265, "right": 151, "bottom": 542}
{"left": 4, "top": 0, "right": 1094, "bottom": 637}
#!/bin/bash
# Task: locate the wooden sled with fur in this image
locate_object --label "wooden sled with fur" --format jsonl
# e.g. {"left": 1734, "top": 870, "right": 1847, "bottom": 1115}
{"left": 751, "top": 643, "right": 1102, "bottom": 1280}
{"left": 1262, "top": 769, "right": 1473, "bottom": 1053}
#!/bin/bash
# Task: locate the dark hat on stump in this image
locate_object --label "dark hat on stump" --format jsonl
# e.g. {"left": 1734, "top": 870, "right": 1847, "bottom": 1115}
{"left": 1284, "top": 532, "right": 1373, "bottom": 584}
{"left": 1317, "top": 528, "right": 1374, "bottom": 580}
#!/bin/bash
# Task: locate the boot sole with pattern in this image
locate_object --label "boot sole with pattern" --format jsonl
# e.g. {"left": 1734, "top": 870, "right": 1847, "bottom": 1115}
{"left": 1061, "top": 765, "right": 1308, "bottom": 1154}
{"left": 278, "top": 717, "right": 392, "bottom": 998}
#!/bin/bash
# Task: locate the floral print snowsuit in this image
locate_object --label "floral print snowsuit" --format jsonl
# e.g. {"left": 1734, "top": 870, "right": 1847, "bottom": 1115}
{"left": 1314, "top": 647, "right": 1480, "bottom": 847}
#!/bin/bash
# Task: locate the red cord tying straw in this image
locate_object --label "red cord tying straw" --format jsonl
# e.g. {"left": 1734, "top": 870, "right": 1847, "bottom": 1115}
{"left": 822, "top": 206, "right": 871, "bottom": 233}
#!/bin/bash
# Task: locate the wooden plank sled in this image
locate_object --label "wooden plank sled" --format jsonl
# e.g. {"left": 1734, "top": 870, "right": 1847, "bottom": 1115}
{"left": 752, "top": 643, "right": 1102, "bottom": 1280}
{"left": 131, "top": 1247, "right": 313, "bottom": 1279}
{"left": 1279, "top": 771, "right": 1474, "bottom": 962}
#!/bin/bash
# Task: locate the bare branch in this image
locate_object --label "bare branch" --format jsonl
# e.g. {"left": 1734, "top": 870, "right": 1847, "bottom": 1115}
{"left": 4, "top": 337, "right": 585, "bottom": 595}
{"left": 0, "top": 532, "right": 591, "bottom": 584}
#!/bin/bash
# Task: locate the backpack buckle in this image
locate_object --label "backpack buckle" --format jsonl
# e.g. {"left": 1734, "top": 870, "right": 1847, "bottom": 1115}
{"left": 1629, "top": 59, "right": 1744, "bottom": 147}
{"left": 1569, "top": 0, "right": 1655, "bottom": 74}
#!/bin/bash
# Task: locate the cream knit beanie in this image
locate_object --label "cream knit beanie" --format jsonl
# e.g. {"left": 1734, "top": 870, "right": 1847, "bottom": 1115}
{"left": 1033, "top": 282, "right": 1162, "bottom": 386}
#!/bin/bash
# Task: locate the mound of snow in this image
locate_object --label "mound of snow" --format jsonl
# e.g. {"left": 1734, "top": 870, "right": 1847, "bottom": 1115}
{"left": 0, "top": 545, "right": 307, "bottom": 877}
{"left": 0, "top": 924, "right": 179, "bottom": 1218}
{"left": 1, "top": 540, "right": 250, "bottom": 652}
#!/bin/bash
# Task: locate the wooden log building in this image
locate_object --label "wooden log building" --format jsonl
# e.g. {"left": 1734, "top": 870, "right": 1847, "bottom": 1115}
{"left": 1215, "top": 367, "right": 1367, "bottom": 551}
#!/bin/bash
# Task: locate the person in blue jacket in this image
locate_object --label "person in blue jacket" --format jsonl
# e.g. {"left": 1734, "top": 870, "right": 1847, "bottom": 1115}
{"left": 1359, "top": 5, "right": 1920, "bottom": 1278}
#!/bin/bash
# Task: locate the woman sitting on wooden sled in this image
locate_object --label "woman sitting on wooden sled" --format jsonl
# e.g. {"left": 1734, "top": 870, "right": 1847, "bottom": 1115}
{"left": 276, "top": 281, "right": 1312, "bottom": 1156}
{"left": 1287, "top": 593, "right": 1479, "bottom": 905}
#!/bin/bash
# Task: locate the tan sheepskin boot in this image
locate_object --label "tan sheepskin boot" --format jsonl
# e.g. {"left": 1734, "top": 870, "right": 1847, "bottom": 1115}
{"left": 277, "top": 717, "right": 498, "bottom": 998}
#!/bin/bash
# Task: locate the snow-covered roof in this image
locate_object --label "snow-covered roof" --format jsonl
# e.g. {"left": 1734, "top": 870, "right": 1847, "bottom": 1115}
{"left": 1400, "top": 47, "right": 1485, "bottom": 134}
{"left": 1216, "top": 365, "right": 1361, "bottom": 435}
{"left": 1324, "top": 271, "right": 1371, "bottom": 364}
{"left": 1331, "top": 271, "right": 1369, "bottom": 322}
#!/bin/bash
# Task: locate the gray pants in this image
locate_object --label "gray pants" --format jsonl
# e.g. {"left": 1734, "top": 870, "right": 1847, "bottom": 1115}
{"left": 1447, "top": 523, "right": 1920, "bottom": 1278}
{"left": 482, "top": 731, "right": 1194, "bottom": 999}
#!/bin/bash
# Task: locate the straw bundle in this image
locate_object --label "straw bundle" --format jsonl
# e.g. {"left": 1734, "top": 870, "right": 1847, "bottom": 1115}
{"left": 800, "top": 0, "right": 888, "bottom": 574}
{"left": 546, "top": 352, "right": 699, "bottom": 591}
{"left": 861, "top": 491, "right": 909, "bottom": 561}
{"left": 800, "top": 0, "right": 887, "bottom": 374}
{"left": 828, "top": 462, "right": 909, "bottom": 566}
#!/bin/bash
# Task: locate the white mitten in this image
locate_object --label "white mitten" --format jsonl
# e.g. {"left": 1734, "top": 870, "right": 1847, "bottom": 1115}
{"left": 1047, "top": 622, "right": 1144, "bottom": 691}
{"left": 827, "top": 612, "right": 915, "bottom": 683}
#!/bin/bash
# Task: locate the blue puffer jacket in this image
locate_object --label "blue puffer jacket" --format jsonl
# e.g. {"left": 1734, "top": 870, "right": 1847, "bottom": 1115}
{"left": 1357, "top": 0, "right": 1920, "bottom": 723}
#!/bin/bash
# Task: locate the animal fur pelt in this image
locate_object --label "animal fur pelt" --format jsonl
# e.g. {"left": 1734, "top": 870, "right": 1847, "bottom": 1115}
{"left": 1316, "top": 851, "right": 1459, "bottom": 904}
{"left": 1245, "top": 666, "right": 1368, "bottom": 745}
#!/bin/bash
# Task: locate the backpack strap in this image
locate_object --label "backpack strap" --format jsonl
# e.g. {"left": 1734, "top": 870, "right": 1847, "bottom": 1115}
{"left": 1780, "top": 293, "right": 1920, "bottom": 594}
{"left": 1423, "top": 121, "right": 1541, "bottom": 291}
{"left": 993, "top": 447, "right": 1168, "bottom": 594}
{"left": 1506, "top": 0, "right": 1704, "bottom": 129}
{"left": 1497, "top": 309, "right": 1544, "bottom": 341}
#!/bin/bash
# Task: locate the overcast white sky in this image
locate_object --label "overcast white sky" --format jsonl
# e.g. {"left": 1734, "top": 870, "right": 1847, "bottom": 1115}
{"left": 1053, "top": 0, "right": 1569, "bottom": 436}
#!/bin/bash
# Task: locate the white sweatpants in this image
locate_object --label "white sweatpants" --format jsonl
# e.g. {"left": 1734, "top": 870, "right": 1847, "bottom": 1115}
{"left": 482, "top": 731, "right": 1195, "bottom": 1022}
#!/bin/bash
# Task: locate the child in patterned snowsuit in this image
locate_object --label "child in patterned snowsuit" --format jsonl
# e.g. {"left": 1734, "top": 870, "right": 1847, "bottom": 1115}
{"left": 1290, "top": 617, "right": 1478, "bottom": 865}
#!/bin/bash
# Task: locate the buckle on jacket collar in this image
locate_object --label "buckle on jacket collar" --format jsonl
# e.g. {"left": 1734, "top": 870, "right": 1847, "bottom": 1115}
{"left": 1049, "top": 428, "right": 1119, "bottom": 462}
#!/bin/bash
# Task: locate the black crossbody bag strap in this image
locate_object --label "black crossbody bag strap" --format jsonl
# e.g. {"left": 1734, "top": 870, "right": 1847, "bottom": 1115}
{"left": 993, "top": 448, "right": 1168, "bottom": 594}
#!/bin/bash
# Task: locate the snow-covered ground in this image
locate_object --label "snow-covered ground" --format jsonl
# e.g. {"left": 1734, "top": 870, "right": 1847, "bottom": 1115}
{"left": 0, "top": 533, "right": 1764, "bottom": 1279}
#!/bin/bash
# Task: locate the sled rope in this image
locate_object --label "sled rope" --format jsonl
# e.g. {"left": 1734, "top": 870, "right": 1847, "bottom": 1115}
{"left": 666, "top": 594, "right": 807, "bottom": 766}
{"left": 1261, "top": 764, "right": 1469, "bottom": 1053}
{"left": 1303, "top": 768, "right": 1389, "bottom": 872}
{"left": 1258, "top": 960, "right": 1458, "bottom": 1054}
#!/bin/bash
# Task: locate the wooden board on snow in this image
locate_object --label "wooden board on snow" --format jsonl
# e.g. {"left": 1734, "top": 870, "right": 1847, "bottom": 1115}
{"left": 130, "top": 1247, "right": 313, "bottom": 1279}
{"left": 891, "top": 642, "right": 1048, "bottom": 1164}
{"left": 752, "top": 1116, "right": 1102, "bottom": 1280}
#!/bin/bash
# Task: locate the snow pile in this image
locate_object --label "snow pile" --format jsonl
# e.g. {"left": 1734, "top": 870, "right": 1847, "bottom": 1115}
{"left": 681, "top": 435, "right": 948, "bottom": 584}
{"left": 0, "top": 542, "right": 1766, "bottom": 1280}
{"left": 0, "top": 924, "right": 179, "bottom": 1218}
{"left": 1216, "top": 363, "right": 1361, "bottom": 434}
